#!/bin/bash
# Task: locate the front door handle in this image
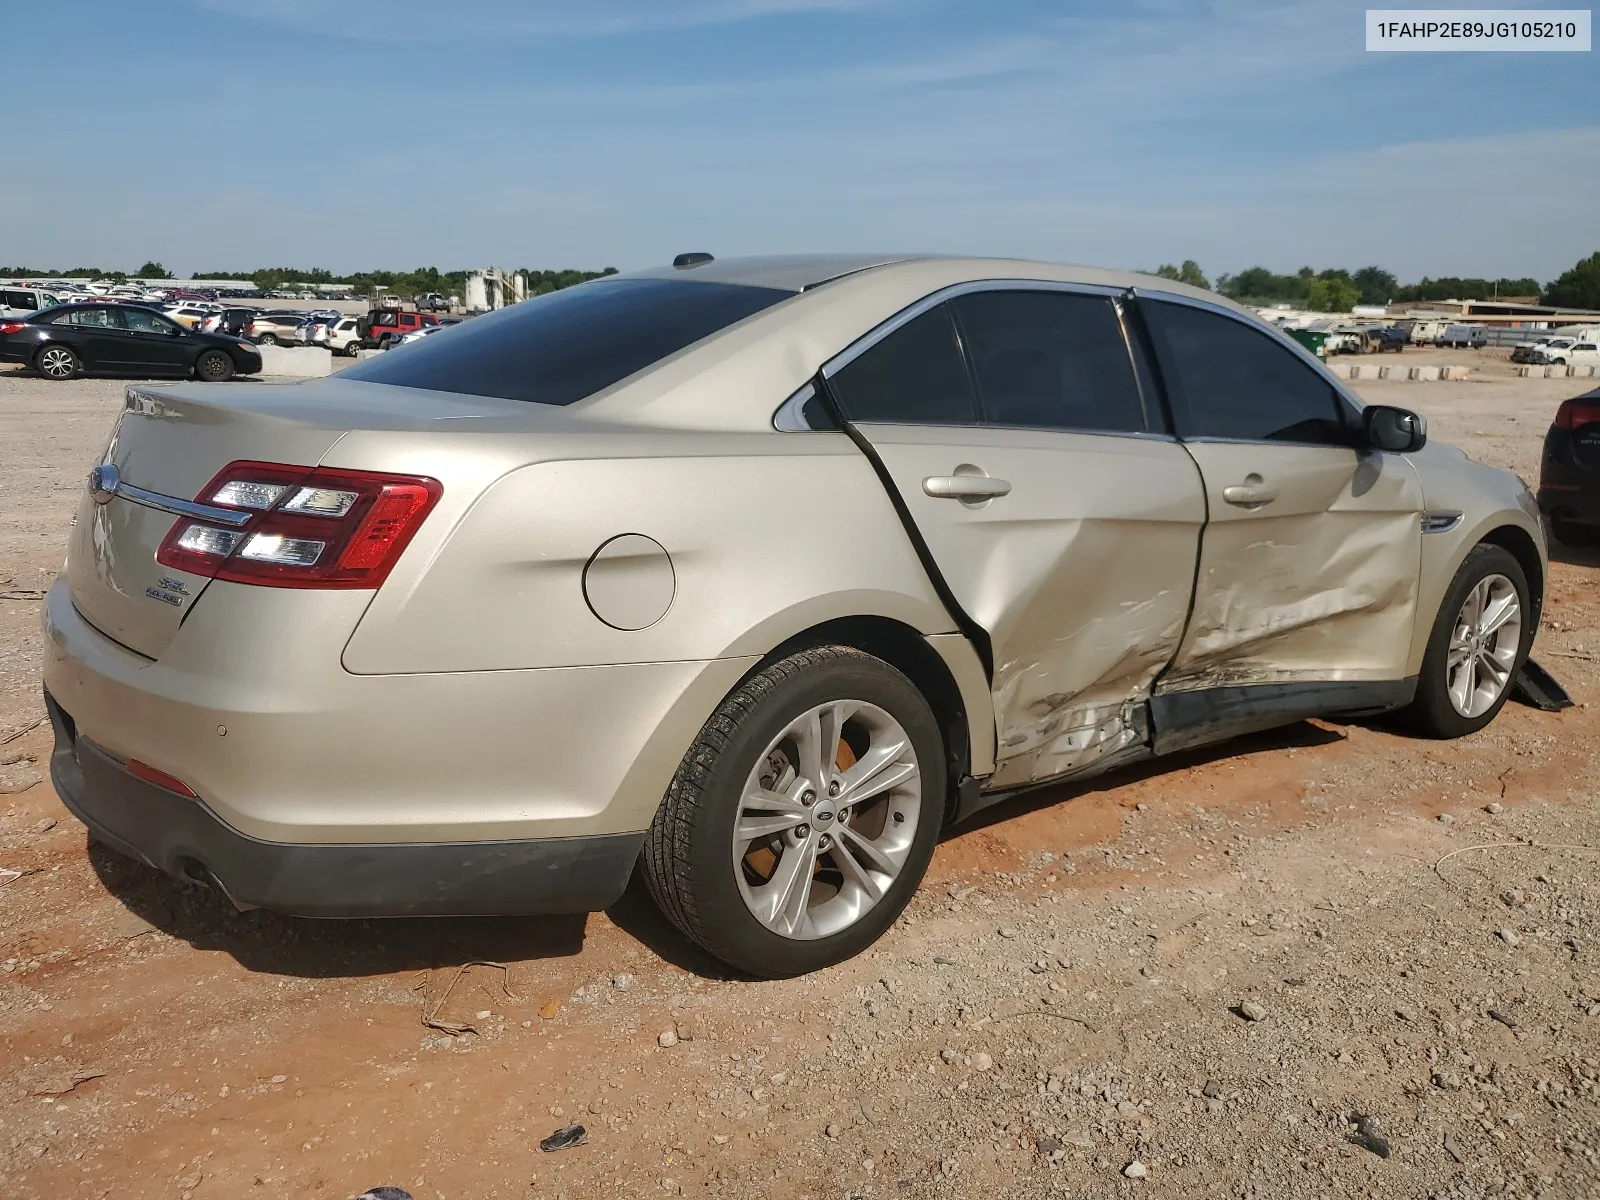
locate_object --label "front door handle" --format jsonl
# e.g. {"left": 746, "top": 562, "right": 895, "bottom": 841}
{"left": 923, "top": 475, "right": 1012, "bottom": 500}
{"left": 1221, "top": 476, "right": 1278, "bottom": 508}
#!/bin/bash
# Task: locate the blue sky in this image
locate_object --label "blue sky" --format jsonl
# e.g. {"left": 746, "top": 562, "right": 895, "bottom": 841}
{"left": 5, "top": 0, "right": 1595, "bottom": 282}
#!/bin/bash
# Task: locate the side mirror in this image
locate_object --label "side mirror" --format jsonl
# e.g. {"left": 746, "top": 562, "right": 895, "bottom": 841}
{"left": 1363, "top": 404, "right": 1427, "bottom": 453}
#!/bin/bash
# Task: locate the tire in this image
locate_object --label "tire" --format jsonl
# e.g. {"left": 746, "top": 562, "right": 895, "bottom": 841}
{"left": 257, "top": 333, "right": 278, "bottom": 346}
{"left": 1550, "top": 518, "right": 1600, "bottom": 548}
{"left": 34, "top": 344, "right": 80, "bottom": 380}
{"left": 643, "top": 645, "right": 946, "bottom": 978}
{"left": 194, "top": 350, "right": 235, "bottom": 382}
{"left": 1403, "top": 544, "right": 1531, "bottom": 738}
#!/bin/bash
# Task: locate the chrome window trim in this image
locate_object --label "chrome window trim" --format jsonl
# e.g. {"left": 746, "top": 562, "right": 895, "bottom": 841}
{"left": 850, "top": 420, "right": 1179, "bottom": 445}
{"left": 1181, "top": 435, "right": 1358, "bottom": 449}
{"left": 801, "top": 279, "right": 1145, "bottom": 436}
{"left": 818, "top": 278, "right": 1127, "bottom": 380}
{"left": 1132, "top": 286, "right": 1369, "bottom": 418}
{"left": 110, "top": 480, "right": 255, "bottom": 528}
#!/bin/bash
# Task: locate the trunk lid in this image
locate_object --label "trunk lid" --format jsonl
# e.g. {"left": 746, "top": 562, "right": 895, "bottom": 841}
{"left": 66, "top": 379, "right": 525, "bottom": 660}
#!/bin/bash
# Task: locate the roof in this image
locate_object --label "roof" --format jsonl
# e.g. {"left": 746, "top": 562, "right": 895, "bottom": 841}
{"left": 620, "top": 253, "right": 1231, "bottom": 311}
{"left": 626, "top": 254, "right": 926, "bottom": 292}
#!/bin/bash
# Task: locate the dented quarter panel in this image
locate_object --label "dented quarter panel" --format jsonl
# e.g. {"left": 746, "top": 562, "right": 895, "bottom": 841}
{"left": 844, "top": 423, "right": 1205, "bottom": 789}
{"left": 1159, "top": 443, "right": 1424, "bottom": 691}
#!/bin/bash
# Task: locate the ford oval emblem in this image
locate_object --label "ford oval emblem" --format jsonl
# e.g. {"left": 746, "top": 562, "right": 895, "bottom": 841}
{"left": 88, "top": 463, "right": 120, "bottom": 504}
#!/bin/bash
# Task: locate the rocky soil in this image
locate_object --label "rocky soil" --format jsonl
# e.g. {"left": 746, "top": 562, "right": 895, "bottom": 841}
{"left": 0, "top": 364, "right": 1597, "bottom": 1199}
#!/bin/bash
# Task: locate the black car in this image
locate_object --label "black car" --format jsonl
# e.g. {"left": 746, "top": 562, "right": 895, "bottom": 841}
{"left": 1538, "top": 387, "right": 1600, "bottom": 546}
{"left": 0, "top": 303, "right": 262, "bottom": 382}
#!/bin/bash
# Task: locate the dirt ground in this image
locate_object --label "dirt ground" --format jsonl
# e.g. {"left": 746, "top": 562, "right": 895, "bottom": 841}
{"left": 2, "top": 359, "right": 1598, "bottom": 1200}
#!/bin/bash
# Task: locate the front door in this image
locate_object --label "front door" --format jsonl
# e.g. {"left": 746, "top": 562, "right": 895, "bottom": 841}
{"left": 825, "top": 287, "right": 1206, "bottom": 789}
{"left": 117, "top": 306, "right": 193, "bottom": 375}
{"left": 1138, "top": 294, "right": 1423, "bottom": 743}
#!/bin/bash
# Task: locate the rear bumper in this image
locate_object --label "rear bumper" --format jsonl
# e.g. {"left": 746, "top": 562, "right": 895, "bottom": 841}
{"left": 47, "top": 691, "right": 642, "bottom": 916}
{"left": 41, "top": 576, "right": 756, "bottom": 846}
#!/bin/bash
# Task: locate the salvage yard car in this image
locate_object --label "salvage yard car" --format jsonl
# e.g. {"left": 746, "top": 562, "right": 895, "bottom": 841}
{"left": 42, "top": 254, "right": 1547, "bottom": 978}
{"left": 1, "top": 301, "right": 262, "bottom": 381}
{"left": 1538, "top": 385, "right": 1600, "bottom": 546}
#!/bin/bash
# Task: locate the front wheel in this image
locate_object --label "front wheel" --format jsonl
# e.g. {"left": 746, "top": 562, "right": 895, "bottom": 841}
{"left": 1403, "top": 544, "right": 1531, "bottom": 738}
{"left": 644, "top": 646, "right": 945, "bottom": 978}
{"left": 35, "top": 344, "right": 81, "bottom": 380}
{"left": 194, "top": 350, "right": 235, "bottom": 382}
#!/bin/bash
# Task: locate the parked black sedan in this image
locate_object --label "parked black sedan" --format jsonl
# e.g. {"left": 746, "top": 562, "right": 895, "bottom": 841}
{"left": 0, "top": 303, "right": 262, "bottom": 382}
{"left": 1538, "top": 386, "right": 1600, "bottom": 547}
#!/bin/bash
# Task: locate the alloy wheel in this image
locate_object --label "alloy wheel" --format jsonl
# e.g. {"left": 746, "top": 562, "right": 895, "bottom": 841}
{"left": 732, "top": 700, "right": 922, "bottom": 941}
{"left": 1446, "top": 573, "right": 1521, "bottom": 718}
{"left": 39, "top": 347, "right": 75, "bottom": 379}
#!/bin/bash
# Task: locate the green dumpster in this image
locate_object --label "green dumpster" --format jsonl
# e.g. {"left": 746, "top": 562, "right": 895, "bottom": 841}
{"left": 1287, "top": 329, "right": 1329, "bottom": 358}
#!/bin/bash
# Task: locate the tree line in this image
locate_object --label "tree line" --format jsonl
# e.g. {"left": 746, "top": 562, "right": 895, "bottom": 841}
{"left": 1150, "top": 250, "right": 1599, "bottom": 311}
{"left": 0, "top": 262, "right": 620, "bottom": 298}
{"left": 188, "top": 266, "right": 620, "bottom": 298}
{"left": 8, "top": 251, "right": 1598, "bottom": 311}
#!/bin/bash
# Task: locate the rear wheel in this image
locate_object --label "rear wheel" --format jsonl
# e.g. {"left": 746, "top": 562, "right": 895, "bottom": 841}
{"left": 644, "top": 646, "right": 945, "bottom": 978}
{"left": 1403, "top": 544, "right": 1530, "bottom": 738}
{"left": 1550, "top": 518, "right": 1600, "bottom": 548}
{"left": 257, "top": 333, "right": 278, "bottom": 346}
{"left": 195, "top": 350, "right": 235, "bottom": 382}
{"left": 35, "top": 344, "right": 80, "bottom": 380}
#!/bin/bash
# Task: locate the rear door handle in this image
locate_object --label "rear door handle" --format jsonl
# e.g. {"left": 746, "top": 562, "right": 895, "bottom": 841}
{"left": 1221, "top": 480, "right": 1278, "bottom": 508}
{"left": 923, "top": 475, "right": 1012, "bottom": 500}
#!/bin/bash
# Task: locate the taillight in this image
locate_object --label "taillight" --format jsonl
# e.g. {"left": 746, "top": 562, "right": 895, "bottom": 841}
{"left": 155, "top": 461, "right": 442, "bottom": 589}
{"left": 1554, "top": 399, "right": 1600, "bottom": 430}
{"left": 0, "top": 320, "right": 26, "bottom": 335}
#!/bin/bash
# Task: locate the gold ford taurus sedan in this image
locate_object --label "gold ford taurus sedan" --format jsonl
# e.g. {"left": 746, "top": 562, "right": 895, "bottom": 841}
{"left": 43, "top": 254, "right": 1546, "bottom": 976}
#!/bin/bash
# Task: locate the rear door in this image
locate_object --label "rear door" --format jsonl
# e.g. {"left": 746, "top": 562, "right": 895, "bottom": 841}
{"left": 1139, "top": 295, "right": 1423, "bottom": 739}
{"left": 63, "top": 306, "right": 134, "bottom": 367}
{"left": 824, "top": 285, "right": 1205, "bottom": 789}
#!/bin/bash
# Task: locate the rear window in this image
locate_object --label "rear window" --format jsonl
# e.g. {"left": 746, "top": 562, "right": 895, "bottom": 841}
{"left": 344, "top": 278, "right": 794, "bottom": 405}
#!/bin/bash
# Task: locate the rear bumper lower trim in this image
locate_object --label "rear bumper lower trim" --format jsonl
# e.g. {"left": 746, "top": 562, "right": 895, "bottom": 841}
{"left": 46, "top": 690, "right": 644, "bottom": 918}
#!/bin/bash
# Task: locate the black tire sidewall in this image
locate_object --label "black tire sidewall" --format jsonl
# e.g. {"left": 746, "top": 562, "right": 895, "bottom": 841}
{"left": 35, "top": 344, "right": 78, "bottom": 379}
{"left": 664, "top": 651, "right": 945, "bottom": 978}
{"left": 1411, "top": 544, "right": 1531, "bottom": 738}
{"left": 196, "top": 351, "right": 233, "bottom": 382}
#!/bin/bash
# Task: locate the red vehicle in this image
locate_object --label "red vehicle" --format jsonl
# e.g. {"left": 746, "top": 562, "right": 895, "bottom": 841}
{"left": 360, "top": 309, "right": 439, "bottom": 349}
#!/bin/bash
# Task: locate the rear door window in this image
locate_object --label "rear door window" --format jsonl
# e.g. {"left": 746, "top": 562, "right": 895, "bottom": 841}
{"left": 1143, "top": 299, "right": 1348, "bottom": 445}
{"left": 66, "top": 307, "right": 117, "bottom": 328}
{"left": 951, "top": 290, "right": 1147, "bottom": 434}
{"left": 346, "top": 278, "right": 794, "bottom": 406}
{"left": 828, "top": 304, "right": 978, "bottom": 425}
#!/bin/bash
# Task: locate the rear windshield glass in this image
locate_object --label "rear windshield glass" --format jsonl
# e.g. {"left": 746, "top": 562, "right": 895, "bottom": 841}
{"left": 344, "top": 278, "right": 794, "bottom": 405}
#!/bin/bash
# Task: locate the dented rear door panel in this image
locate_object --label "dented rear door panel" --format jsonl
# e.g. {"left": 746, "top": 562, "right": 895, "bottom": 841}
{"left": 853, "top": 424, "right": 1205, "bottom": 788}
{"left": 1158, "top": 442, "right": 1423, "bottom": 692}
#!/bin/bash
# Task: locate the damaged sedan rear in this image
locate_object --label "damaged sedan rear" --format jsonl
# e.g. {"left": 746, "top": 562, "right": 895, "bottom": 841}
{"left": 43, "top": 254, "right": 1546, "bottom": 977}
